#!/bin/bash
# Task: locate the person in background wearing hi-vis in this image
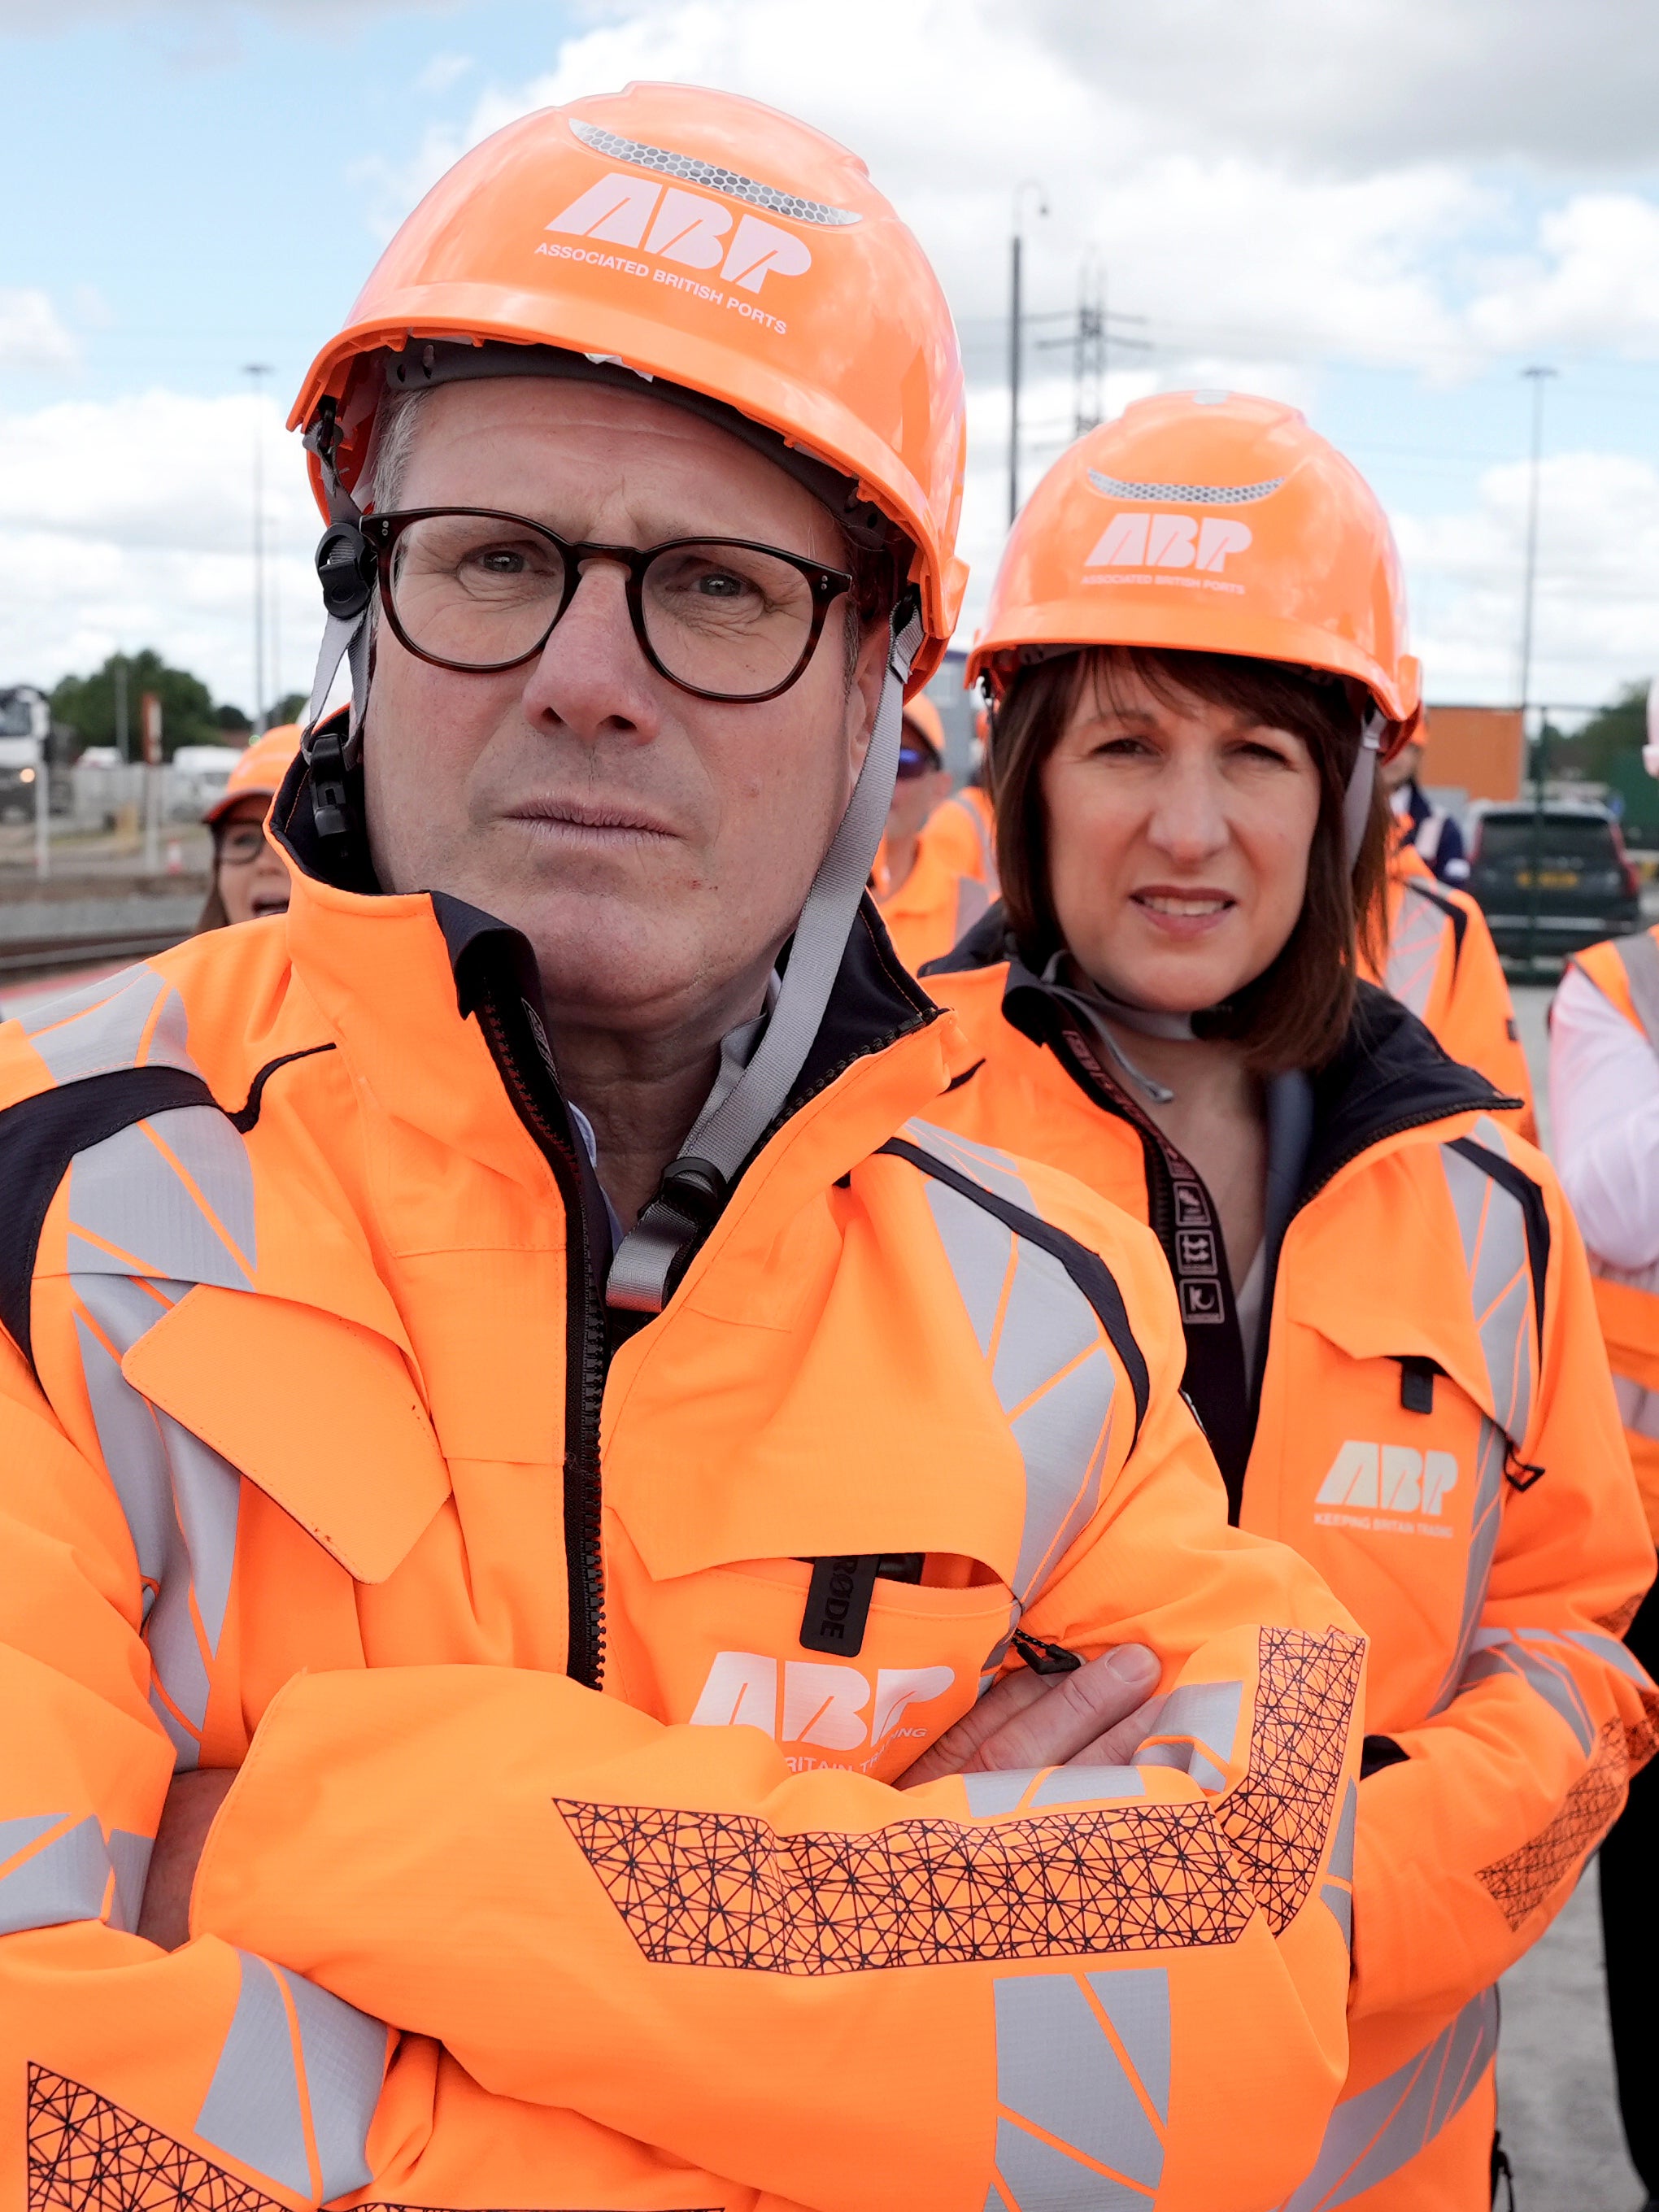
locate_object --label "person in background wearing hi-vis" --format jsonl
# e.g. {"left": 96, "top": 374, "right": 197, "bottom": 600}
{"left": 1548, "top": 691, "right": 1659, "bottom": 2212}
{"left": 1382, "top": 731, "right": 1465, "bottom": 883}
{"left": 0, "top": 89, "right": 1370, "bottom": 2212}
{"left": 922, "top": 703, "right": 999, "bottom": 895}
{"left": 873, "top": 695, "right": 989, "bottom": 973}
{"left": 194, "top": 723, "right": 303, "bottom": 933}
{"left": 922, "top": 391, "right": 1656, "bottom": 2212}
{"left": 1361, "top": 808, "right": 1537, "bottom": 1143}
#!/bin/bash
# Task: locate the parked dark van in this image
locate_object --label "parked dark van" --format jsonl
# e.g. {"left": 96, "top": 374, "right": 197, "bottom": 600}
{"left": 1465, "top": 801, "right": 1642, "bottom": 960}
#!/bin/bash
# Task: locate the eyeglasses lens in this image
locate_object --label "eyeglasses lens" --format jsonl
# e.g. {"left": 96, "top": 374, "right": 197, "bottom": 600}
{"left": 895, "top": 747, "right": 933, "bottom": 780}
{"left": 386, "top": 518, "right": 823, "bottom": 699}
{"left": 217, "top": 825, "right": 267, "bottom": 864}
{"left": 640, "top": 542, "right": 817, "bottom": 699}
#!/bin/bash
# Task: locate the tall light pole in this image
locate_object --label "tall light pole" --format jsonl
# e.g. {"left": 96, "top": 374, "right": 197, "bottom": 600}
{"left": 1518, "top": 364, "right": 1557, "bottom": 969}
{"left": 245, "top": 363, "right": 272, "bottom": 733}
{"left": 1008, "top": 181, "right": 1047, "bottom": 525}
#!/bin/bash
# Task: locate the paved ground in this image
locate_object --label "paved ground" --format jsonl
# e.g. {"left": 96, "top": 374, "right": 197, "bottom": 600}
{"left": 1488, "top": 982, "right": 1644, "bottom": 2210}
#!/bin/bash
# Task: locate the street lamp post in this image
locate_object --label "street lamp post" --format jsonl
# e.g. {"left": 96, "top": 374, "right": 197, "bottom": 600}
{"left": 1519, "top": 364, "right": 1557, "bottom": 971}
{"left": 1008, "top": 181, "right": 1047, "bottom": 526}
{"left": 246, "top": 363, "right": 272, "bottom": 734}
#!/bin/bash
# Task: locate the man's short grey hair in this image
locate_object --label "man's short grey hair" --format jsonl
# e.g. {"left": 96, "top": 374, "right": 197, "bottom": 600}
{"left": 359, "top": 378, "right": 888, "bottom": 690}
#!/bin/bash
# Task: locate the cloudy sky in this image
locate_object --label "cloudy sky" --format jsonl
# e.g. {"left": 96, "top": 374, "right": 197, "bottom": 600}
{"left": 4, "top": 0, "right": 1659, "bottom": 720}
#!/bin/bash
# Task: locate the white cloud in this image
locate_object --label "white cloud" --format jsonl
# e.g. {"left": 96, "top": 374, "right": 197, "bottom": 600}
{"left": 0, "top": 289, "right": 81, "bottom": 376}
{"left": 0, "top": 389, "right": 320, "bottom": 708}
{"left": 1400, "top": 451, "right": 1659, "bottom": 704}
{"left": 416, "top": 50, "right": 473, "bottom": 95}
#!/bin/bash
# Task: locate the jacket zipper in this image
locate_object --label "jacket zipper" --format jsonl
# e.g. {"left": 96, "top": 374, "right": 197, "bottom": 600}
{"left": 475, "top": 988, "right": 608, "bottom": 1690}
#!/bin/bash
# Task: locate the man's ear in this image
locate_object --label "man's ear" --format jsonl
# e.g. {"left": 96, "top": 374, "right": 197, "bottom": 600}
{"left": 843, "top": 616, "right": 892, "bottom": 778}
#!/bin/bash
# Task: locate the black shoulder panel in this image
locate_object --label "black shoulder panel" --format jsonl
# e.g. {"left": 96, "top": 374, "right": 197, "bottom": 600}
{"left": 879, "top": 1133, "right": 1151, "bottom": 1441}
{"left": 0, "top": 1045, "right": 334, "bottom": 1370}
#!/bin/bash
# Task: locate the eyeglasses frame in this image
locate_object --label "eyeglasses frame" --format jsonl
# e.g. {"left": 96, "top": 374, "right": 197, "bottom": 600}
{"left": 359, "top": 507, "right": 856, "bottom": 705}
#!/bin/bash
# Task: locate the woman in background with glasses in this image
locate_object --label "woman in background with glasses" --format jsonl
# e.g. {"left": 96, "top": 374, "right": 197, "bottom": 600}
{"left": 195, "top": 722, "right": 301, "bottom": 930}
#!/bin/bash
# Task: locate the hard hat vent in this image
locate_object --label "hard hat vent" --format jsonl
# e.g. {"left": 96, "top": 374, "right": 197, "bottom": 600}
{"left": 568, "top": 120, "right": 862, "bottom": 227}
{"left": 1087, "top": 470, "right": 1287, "bottom": 507}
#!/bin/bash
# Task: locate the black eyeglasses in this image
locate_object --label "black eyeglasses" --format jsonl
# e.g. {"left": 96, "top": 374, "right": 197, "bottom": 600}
{"left": 359, "top": 507, "right": 855, "bottom": 704}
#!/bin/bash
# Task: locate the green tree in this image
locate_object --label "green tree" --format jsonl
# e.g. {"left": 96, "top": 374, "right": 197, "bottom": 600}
{"left": 269, "top": 691, "right": 309, "bottom": 729}
{"left": 51, "top": 649, "right": 222, "bottom": 761}
{"left": 1545, "top": 681, "right": 1659, "bottom": 840}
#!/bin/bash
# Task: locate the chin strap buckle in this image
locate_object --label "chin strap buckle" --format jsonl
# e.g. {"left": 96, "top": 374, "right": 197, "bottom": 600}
{"left": 307, "top": 721, "right": 356, "bottom": 855}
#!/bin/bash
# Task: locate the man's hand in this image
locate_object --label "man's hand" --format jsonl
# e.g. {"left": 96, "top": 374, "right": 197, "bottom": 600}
{"left": 136, "top": 1767, "right": 237, "bottom": 1952}
{"left": 897, "top": 1644, "right": 1161, "bottom": 1790}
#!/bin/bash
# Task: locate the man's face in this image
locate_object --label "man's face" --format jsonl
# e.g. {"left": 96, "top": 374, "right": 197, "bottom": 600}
{"left": 364, "top": 379, "right": 887, "bottom": 1038}
{"left": 883, "top": 730, "right": 948, "bottom": 845}
{"left": 1380, "top": 737, "right": 1422, "bottom": 795}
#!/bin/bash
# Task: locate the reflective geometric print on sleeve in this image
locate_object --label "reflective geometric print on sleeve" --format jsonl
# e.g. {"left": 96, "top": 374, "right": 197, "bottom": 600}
{"left": 1476, "top": 1717, "right": 1630, "bottom": 1931}
{"left": 554, "top": 1796, "right": 1254, "bottom": 1970}
{"left": 28, "top": 2066, "right": 284, "bottom": 2212}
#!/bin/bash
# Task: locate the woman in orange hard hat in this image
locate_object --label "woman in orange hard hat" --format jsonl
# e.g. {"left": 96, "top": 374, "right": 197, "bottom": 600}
{"left": 194, "top": 722, "right": 303, "bottom": 930}
{"left": 0, "top": 96, "right": 1369, "bottom": 2212}
{"left": 872, "top": 695, "right": 989, "bottom": 972}
{"left": 923, "top": 390, "right": 1655, "bottom": 2212}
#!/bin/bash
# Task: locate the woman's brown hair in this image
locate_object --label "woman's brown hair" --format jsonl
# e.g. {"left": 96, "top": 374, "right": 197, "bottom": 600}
{"left": 989, "top": 646, "right": 1390, "bottom": 1073}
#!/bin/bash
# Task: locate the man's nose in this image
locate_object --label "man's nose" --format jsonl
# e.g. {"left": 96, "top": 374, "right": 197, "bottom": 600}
{"left": 518, "top": 559, "right": 661, "bottom": 742}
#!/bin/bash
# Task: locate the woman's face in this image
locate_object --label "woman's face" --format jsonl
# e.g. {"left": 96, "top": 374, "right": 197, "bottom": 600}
{"left": 214, "top": 794, "right": 290, "bottom": 926}
{"left": 1040, "top": 661, "right": 1323, "bottom": 1013}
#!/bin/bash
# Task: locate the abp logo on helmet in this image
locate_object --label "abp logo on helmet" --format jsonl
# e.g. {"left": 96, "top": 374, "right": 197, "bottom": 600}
{"left": 542, "top": 118, "right": 861, "bottom": 298}
{"left": 1080, "top": 468, "right": 1285, "bottom": 584}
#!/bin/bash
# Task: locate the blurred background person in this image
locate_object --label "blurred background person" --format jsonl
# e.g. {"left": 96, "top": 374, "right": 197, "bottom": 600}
{"left": 872, "top": 696, "right": 987, "bottom": 972}
{"left": 194, "top": 722, "right": 301, "bottom": 931}
{"left": 921, "top": 703, "right": 999, "bottom": 897}
{"left": 1382, "top": 730, "right": 1466, "bottom": 882}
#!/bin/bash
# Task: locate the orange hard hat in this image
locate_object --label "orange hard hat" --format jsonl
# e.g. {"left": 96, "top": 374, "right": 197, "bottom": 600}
{"left": 969, "top": 391, "right": 1421, "bottom": 756}
{"left": 203, "top": 725, "right": 303, "bottom": 824}
{"left": 902, "top": 694, "right": 947, "bottom": 760}
{"left": 290, "top": 82, "right": 966, "bottom": 686}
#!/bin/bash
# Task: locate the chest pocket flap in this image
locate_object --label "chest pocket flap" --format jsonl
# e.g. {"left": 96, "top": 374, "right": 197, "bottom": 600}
{"left": 1284, "top": 1119, "right": 1547, "bottom": 1450}
{"left": 124, "top": 1286, "right": 451, "bottom": 1583}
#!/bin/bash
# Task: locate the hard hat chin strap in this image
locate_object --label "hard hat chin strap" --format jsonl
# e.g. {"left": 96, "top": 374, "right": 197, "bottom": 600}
{"left": 607, "top": 599, "right": 925, "bottom": 1316}
{"left": 1343, "top": 708, "right": 1387, "bottom": 869}
{"left": 300, "top": 406, "right": 377, "bottom": 795}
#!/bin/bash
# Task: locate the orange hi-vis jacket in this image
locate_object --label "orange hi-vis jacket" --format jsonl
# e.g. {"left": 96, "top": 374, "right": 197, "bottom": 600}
{"left": 1365, "top": 843, "right": 1536, "bottom": 1143}
{"left": 873, "top": 833, "right": 990, "bottom": 977}
{"left": 922, "top": 921, "right": 1657, "bottom": 2212}
{"left": 1562, "top": 928, "right": 1659, "bottom": 1541}
{"left": 921, "top": 784, "right": 999, "bottom": 896}
{"left": 0, "top": 797, "right": 1368, "bottom": 2212}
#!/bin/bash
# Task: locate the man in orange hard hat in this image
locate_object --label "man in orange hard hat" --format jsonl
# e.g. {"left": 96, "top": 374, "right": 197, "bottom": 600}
{"left": 873, "top": 695, "right": 989, "bottom": 971}
{"left": 0, "top": 88, "right": 1365, "bottom": 2212}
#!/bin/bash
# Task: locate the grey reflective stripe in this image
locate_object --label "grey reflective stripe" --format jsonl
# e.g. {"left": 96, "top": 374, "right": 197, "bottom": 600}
{"left": 73, "top": 1272, "right": 242, "bottom": 1774}
{"left": 0, "top": 1815, "right": 109, "bottom": 1935}
{"left": 1282, "top": 1986, "right": 1497, "bottom": 2211}
{"left": 1385, "top": 882, "right": 1449, "bottom": 1017}
{"left": 904, "top": 1120, "right": 1115, "bottom": 1609}
{"left": 281, "top": 1962, "right": 386, "bottom": 2199}
{"left": 993, "top": 1968, "right": 1168, "bottom": 2205}
{"left": 107, "top": 1829, "right": 153, "bottom": 1934}
{"left": 1328, "top": 1781, "right": 1357, "bottom": 1886}
{"left": 1439, "top": 1130, "right": 1535, "bottom": 1441}
{"left": 69, "top": 1108, "right": 255, "bottom": 1287}
{"left": 1610, "top": 929, "right": 1659, "bottom": 1051}
{"left": 197, "top": 1953, "right": 385, "bottom": 2200}
{"left": 1611, "top": 1369, "right": 1659, "bottom": 1442}
{"left": 963, "top": 1768, "right": 1146, "bottom": 1816}
{"left": 1431, "top": 1416, "right": 1507, "bottom": 1710}
{"left": 1459, "top": 1627, "right": 1596, "bottom": 1754}
{"left": 1133, "top": 1680, "right": 1243, "bottom": 1793}
{"left": 23, "top": 967, "right": 197, "bottom": 1085}
{"left": 1566, "top": 1627, "right": 1652, "bottom": 1682}
{"left": 1321, "top": 1882, "right": 1353, "bottom": 1951}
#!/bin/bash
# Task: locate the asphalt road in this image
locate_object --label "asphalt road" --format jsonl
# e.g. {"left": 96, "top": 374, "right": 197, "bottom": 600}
{"left": 1491, "top": 982, "right": 1644, "bottom": 2212}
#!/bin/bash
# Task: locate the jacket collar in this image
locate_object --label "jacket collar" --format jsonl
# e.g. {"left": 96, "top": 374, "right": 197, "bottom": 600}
{"left": 930, "top": 898, "right": 1514, "bottom": 1202}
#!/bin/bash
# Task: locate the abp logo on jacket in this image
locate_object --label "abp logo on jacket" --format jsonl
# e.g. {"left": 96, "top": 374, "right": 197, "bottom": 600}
{"left": 1317, "top": 1439, "right": 1458, "bottom": 1516}
{"left": 690, "top": 1650, "right": 955, "bottom": 1752}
